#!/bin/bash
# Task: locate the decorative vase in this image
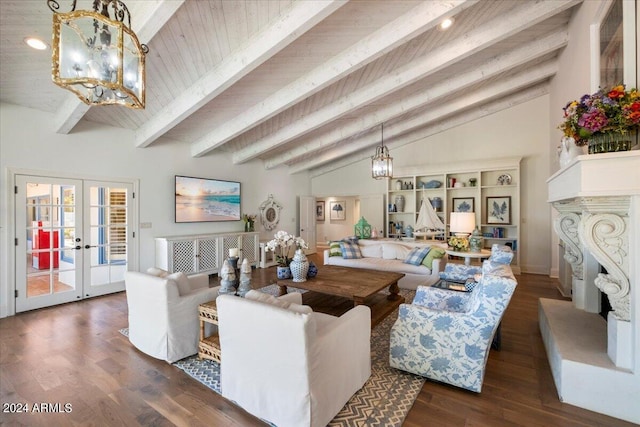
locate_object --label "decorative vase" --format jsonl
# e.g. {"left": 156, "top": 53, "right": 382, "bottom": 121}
{"left": 430, "top": 197, "right": 442, "bottom": 212}
{"left": 587, "top": 132, "right": 633, "bottom": 154}
{"left": 558, "top": 136, "right": 585, "bottom": 168}
{"left": 404, "top": 225, "right": 413, "bottom": 238}
{"left": 290, "top": 249, "right": 309, "bottom": 282}
{"left": 307, "top": 261, "right": 318, "bottom": 278}
{"left": 394, "top": 195, "right": 405, "bottom": 212}
{"left": 395, "top": 179, "right": 403, "bottom": 190}
{"left": 469, "top": 227, "right": 484, "bottom": 252}
{"left": 276, "top": 266, "right": 292, "bottom": 280}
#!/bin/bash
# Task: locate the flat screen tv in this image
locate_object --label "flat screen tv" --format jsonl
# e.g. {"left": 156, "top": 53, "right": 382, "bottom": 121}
{"left": 175, "top": 175, "right": 241, "bottom": 223}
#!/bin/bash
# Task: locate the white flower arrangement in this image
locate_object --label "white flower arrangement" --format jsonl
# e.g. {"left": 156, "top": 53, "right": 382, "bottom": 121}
{"left": 265, "top": 230, "right": 308, "bottom": 266}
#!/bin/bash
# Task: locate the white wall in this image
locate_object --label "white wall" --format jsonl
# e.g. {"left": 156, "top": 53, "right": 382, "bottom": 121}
{"left": 312, "top": 96, "right": 551, "bottom": 274}
{"left": 315, "top": 196, "right": 358, "bottom": 242}
{"left": 547, "top": 0, "right": 602, "bottom": 278}
{"left": 0, "top": 103, "right": 310, "bottom": 317}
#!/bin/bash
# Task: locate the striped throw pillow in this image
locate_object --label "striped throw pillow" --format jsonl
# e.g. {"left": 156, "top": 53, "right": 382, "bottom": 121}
{"left": 329, "top": 241, "right": 342, "bottom": 257}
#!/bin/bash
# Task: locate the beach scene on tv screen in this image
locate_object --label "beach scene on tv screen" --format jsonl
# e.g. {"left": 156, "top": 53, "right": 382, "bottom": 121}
{"left": 175, "top": 176, "right": 240, "bottom": 222}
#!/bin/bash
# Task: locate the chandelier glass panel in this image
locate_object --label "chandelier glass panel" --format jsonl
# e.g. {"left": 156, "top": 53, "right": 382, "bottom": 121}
{"left": 371, "top": 123, "right": 393, "bottom": 179}
{"left": 48, "top": 0, "right": 148, "bottom": 108}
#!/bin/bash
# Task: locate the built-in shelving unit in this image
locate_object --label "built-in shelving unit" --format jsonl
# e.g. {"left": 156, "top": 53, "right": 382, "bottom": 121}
{"left": 386, "top": 157, "right": 521, "bottom": 273}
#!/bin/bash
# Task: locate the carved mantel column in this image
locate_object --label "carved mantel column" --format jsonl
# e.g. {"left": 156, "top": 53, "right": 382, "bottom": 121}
{"left": 577, "top": 197, "right": 630, "bottom": 321}
{"left": 552, "top": 203, "right": 583, "bottom": 280}
{"left": 553, "top": 197, "right": 630, "bottom": 321}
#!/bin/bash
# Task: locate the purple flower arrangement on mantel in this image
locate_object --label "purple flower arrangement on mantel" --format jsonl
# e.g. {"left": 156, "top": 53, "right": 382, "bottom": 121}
{"left": 558, "top": 85, "right": 639, "bottom": 154}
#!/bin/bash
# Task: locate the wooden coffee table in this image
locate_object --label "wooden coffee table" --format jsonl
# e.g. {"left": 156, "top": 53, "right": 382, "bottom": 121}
{"left": 277, "top": 265, "right": 405, "bottom": 326}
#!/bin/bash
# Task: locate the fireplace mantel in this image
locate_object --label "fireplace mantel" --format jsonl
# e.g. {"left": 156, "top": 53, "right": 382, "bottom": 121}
{"left": 543, "top": 151, "right": 640, "bottom": 423}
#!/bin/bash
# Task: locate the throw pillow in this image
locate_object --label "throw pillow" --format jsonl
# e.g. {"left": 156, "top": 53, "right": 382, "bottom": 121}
{"left": 147, "top": 267, "right": 170, "bottom": 278}
{"left": 403, "top": 246, "right": 431, "bottom": 266}
{"left": 422, "top": 247, "right": 446, "bottom": 269}
{"left": 167, "top": 272, "right": 190, "bottom": 295}
{"left": 342, "top": 235, "right": 359, "bottom": 244}
{"left": 340, "top": 241, "right": 362, "bottom": 259}
{"left": 328, "top": 241, "right": 342, "bottom": 257}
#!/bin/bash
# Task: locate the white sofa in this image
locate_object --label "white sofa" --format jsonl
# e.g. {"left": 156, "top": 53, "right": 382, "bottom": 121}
{"left": 324, "top": 239, "right": 448, "bottom": 290}
{"left": 125, "top": 270, "right": 220, "bottom": 363}
{"left": 217, "top": 291, "right": 371, "bottom": 427}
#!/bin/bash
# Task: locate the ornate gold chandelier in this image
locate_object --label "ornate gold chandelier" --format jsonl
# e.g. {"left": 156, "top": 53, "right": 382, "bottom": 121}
{"left": 48, "top": 0, "right": 148, "bottom": 108}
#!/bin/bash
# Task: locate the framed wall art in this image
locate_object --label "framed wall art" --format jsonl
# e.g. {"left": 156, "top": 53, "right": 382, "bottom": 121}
{"left": 452, "top": 197, "right": 474, "bottom": 213}
{"left": 175, "top": 175, "right": 240, "bottom": 223}
{"left": 330, "top": 201, "right": 346, "bottom": 220}
{"left": 316, "top": 201, "right": 325, "bottom": 221}
{"left": 486, "top": 196, "right": 511, "bottom": 225}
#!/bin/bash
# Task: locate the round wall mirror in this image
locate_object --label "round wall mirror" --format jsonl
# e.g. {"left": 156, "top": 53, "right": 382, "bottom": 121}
{"left": 259, "top": 195, "right": 282, "bottom": 231}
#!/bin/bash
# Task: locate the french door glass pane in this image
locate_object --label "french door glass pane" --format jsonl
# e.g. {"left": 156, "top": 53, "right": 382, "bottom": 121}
{"left": 25, "top": 181, "right": 77, "bottom": 297}
{"left": 89, "top": 186, "right": 128, "bottom": 287}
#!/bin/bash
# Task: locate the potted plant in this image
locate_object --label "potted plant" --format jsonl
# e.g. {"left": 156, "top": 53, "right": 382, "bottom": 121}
{"left": 265, "top": 231, "right": 308, "bottom": 280}
{"left": 558, "top": 85, "right": 639, "bottom": 154}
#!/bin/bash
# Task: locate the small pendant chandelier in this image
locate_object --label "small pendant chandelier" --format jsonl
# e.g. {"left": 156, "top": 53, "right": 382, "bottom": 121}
{"left": 371, "top": 123, "right": 393, "bottom": 179}
{"left": 48, "top": 0, "right": 149, "bottom": 109}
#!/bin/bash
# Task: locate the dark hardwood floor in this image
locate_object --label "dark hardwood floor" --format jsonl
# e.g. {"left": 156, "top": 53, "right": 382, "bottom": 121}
{"left": 0, "top": 254, "right": 633, "bottom": 426}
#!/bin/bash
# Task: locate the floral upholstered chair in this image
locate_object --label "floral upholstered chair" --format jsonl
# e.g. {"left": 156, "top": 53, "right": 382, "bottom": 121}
{"left": 389, "top": 245, "right": 516, "bottom": 393}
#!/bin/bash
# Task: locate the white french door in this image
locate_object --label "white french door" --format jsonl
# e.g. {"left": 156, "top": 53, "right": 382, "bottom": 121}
{"left": 15, "top": 175, "right": 134, "bottom": 312}
{"left": 299, "top": 196, "right": 317, "bottom": 253}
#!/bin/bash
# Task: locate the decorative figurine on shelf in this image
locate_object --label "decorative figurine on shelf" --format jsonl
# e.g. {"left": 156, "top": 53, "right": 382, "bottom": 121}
{"left": 404, "top": 224, "right": 413, "bottom": 238}
{"left": 237, "top": 258, "right": 252, "bottom": 297}
{"left": 219, "top": 259, "right": 237, "bottom": 296}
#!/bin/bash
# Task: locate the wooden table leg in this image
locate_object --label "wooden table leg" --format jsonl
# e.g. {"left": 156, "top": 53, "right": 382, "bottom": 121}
{"left": 278, "top": 284, "right": 288, "bottom": 296}
{"left": 200, "top": 318, "right": 205, "bottom": 341}
{"left": 387, "top": 282, "right": 401, "bottom": 300}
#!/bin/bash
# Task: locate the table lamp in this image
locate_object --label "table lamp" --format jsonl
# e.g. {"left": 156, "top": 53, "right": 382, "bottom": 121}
{"left": 449, "top": 212, "right": 475, "bottom": 251}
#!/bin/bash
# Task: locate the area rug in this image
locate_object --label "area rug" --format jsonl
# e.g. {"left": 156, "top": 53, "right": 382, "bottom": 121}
{"left": 122, "top": 286, "right": 424, "bottom": 426}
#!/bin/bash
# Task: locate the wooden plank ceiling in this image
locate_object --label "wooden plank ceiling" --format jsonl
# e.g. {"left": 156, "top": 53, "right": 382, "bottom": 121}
{"left": 0, "top": 0, "right": 581, "bottom": 176}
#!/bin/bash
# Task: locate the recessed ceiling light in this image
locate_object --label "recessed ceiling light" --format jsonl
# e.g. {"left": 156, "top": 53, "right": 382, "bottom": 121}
{"left": 24, "top": 37, "right": 48, "bottom": 50}
{"left": 439, "top": 18, "right": 454, "bottom": 30}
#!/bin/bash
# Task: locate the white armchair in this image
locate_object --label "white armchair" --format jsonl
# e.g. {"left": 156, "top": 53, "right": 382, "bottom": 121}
{"left": 216, "top": 291, "right": 371, "bottom": 427}
{"left": 125, "top": 270, "right": 219, "bottom": 363}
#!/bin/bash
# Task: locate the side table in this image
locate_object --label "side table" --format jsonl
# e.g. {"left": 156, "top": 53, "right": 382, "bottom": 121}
{"left": 445, "top": 248, "right": 491, "bottom": 266}
{"left": 198, "top": 300, "right": 221, "bottom": 363}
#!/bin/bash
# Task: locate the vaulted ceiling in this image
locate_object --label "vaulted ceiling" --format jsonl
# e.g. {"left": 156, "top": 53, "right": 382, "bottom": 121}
{"left": 0, "top": 0, "right": 582, "bottom": 176}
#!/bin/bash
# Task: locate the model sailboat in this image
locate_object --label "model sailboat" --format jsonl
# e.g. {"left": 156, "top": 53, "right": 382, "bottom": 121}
{"left": 413, "top": 196, "right": 445, "bottom": 238}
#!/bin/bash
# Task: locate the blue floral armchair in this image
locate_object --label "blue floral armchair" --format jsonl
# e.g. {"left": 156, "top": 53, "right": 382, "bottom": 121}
{"left": 389, "top": 245, "right": 516, "bottom": 393}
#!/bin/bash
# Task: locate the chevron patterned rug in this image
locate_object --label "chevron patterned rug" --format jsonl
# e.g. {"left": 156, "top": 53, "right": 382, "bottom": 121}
{"left": 123, "top": 286, "right": 424, "bottom": 426}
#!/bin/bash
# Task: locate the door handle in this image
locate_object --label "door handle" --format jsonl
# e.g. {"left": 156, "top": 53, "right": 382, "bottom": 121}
{"left": 84, "top": 245, "right": 95, "bottom": 249}
{"left": 75, "top": 246, "right": 81, "bottom": 250}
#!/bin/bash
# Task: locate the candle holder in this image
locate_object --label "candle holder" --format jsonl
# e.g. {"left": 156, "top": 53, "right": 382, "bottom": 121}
{"left": 228, "top": 256, "right": 240, "bottom": 292}
{"left": 219, "top": 257, "right": 240, "bottom": 295}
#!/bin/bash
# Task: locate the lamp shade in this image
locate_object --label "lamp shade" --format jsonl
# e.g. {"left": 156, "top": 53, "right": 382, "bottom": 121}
{"left": 450, "top": 212, "right": 475, "bottom": 235}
